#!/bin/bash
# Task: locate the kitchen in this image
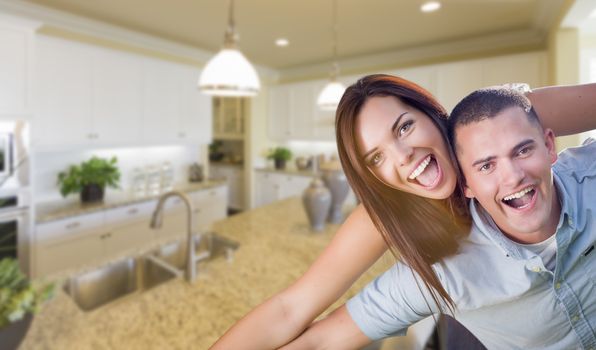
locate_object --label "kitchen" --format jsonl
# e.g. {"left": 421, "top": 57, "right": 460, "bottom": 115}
{"left": 0, "top": 0, "right": 595, "bottom": 349}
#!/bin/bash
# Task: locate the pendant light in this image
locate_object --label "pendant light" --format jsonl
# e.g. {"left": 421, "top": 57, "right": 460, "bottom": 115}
{"left": 317, "top": 0, "right": 346, "bottom": 111}
{"left": 198, "top": 0, "right": 260, "bottom": 97}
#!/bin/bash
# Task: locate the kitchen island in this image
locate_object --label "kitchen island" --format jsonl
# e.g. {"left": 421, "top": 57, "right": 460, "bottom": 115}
{"left": 21, "top": 197, "right": 394, "bottom": 349}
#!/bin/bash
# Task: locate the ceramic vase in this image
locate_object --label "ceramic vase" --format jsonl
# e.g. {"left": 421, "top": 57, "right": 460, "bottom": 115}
{"left": 302, "top": 178, "right": 332, "bottom": 231}
{"left": 0, "top": 313, "right": 33, "bottom": 350}
{"left": 322, "top": 170, "right": 350, "bottom": 224}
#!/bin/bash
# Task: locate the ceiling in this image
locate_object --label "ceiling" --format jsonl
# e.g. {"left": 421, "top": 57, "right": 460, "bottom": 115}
{"left": 23, "top": 0, "right": 567, "bottom": 69}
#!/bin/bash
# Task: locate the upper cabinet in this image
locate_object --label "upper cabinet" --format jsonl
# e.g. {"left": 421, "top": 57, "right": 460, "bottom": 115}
{"left": 0, "top": 15, "right": 40, "bottom": 117}
{"left": 33, "top": 35, "right": 212, "bottom": 150}
{"left": 213, "top": 97, "right": 246, "bottom": 140}
{"left": 268, "top": 52, "right": 546, "bottom": 141}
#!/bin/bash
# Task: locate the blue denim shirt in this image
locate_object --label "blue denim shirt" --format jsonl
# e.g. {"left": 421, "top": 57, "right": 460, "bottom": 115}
{"left": 347, "top": 140, "right": 596, "bottom": 349}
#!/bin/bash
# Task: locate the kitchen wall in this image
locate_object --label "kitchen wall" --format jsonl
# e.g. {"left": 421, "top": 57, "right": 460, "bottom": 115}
{"left": 33, "top": 145, "right": 203, "bottom": 203}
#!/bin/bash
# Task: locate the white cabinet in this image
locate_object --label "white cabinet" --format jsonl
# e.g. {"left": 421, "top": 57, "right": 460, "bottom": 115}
{"left": 0, "top": 15, "right": 39, "bottom": 117}
{"left": 211, "top": 165, "right": 245, "bottom": 210}
{"left": 192, "top": 185, "right": 228, "bottom": 232}
{"left": 91, "top": 47, "right": 143, "bottom": 146}
{"left": 34, "top": 36, "right": 211, "bottom": 150}
{"left": 35, "top": 211, "right": 106, "bottom": 277}
{"left": 34, "top": 36, "right": 93, "bottom": 148}
{"left": 255, "top": 172, "right": 313, "bottom": 207}
{"left": 269, "top": 82, "right": 316, "bottom": 141}
{"left": 33, "top": 186, "right": 227, "bottom": 277}
{"left": 213, "top": 97, "right": 245, "bottom": 140}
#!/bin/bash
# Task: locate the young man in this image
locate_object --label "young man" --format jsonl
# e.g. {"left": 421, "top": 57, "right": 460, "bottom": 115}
{"left": 280, "top": 88, "right": 596, "bottom": 350}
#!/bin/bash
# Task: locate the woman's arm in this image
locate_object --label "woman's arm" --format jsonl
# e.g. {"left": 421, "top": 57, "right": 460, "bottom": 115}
{"left": 528, "top": 83, "right": 596, "bottom": 136}
{"left": 278, "top": 305, "right": 372, "bottom": 350}
{"left": 209, "top": 204, "right": 388, "bottom": 350}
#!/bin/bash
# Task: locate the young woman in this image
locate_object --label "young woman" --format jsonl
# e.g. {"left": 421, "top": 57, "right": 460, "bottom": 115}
{"left": 209, "top": 75, "right": 596, "bottom": 350}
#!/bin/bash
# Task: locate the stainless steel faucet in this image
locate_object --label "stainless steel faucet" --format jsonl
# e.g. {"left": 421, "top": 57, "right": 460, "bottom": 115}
{"left": 150, "top": 191, "right": 198, "bottom": 283}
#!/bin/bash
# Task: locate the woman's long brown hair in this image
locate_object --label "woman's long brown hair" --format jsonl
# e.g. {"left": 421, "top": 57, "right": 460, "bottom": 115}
{"left": 336, "top": 74, "right": 470, "bottom": 312}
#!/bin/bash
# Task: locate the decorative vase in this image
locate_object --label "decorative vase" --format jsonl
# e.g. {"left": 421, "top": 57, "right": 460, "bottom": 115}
{"left": 322, "top": 170, "right": 350, "bottom": 224}
{"left": 80, "top": 184, "right": 104, "bottom": 203}
{"left": 274, "top": 159, "right": 286, "bottom": 170}
{"left": 0, "top": 313, "right": 33, "bottom": 350}
{"left": 302, "top": 178, "right": 332, "bottom": 231}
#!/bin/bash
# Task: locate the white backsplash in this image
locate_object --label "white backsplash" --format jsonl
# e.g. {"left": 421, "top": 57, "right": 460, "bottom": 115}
{"left": 33, "top": 145, "right": 203, "bottom": 203}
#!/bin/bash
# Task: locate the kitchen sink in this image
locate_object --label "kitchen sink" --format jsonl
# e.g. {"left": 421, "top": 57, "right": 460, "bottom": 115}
{"left": 63, "top": 255, "right": 179, "bottom": 312}
{"left": 151, "top": 232, "right": 240, "bottom": 270}
{"left": 63, "top": 232, "right": 239, "bottom": 312}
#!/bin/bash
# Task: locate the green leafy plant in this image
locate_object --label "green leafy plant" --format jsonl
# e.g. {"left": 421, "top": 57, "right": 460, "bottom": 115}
{"left": 57, "top": 156, "right": 121, "bottom": 197}
{"left": 0, "top": 258, "right": 54, "bottom": 329}
{"left": 266, "top": 147, "right": 292, "bottom": 161}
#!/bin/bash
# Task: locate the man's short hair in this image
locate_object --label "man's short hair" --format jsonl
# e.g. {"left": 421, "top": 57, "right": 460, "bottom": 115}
{"left": 448, "top": 87, "right": 542, "bottom": 153}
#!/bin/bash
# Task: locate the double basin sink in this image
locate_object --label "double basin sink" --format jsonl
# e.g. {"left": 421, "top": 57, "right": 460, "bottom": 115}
{"left": 63, "top": 232, "right": 239, "bottom": 311}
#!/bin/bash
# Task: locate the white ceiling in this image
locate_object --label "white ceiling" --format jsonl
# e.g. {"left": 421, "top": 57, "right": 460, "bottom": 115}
{"left": 23, "top": 0, "right": 567, "bottom": 69}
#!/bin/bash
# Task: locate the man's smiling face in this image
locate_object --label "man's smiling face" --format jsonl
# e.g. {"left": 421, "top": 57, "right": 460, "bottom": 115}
{"left": 455, "top": 106, "right": 560, "bottom": 244}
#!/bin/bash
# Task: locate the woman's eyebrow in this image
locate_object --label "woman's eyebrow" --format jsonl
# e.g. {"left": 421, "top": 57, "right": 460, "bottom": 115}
{"left": 391, "top": 112, "right": 409, "bottom": 134}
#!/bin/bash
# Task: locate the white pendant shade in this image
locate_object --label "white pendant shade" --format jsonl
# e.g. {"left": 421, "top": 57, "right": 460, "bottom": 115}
{"left": 317, "top": 81, "right": 346, "bottom": 111}
{"left": 199, "top": 48, "right": 260, "bottom": 97}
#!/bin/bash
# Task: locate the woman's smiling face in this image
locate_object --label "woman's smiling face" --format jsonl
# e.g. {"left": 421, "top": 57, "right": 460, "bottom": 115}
{"left": 355, "top": 96, "right": 457, "bottom": 200}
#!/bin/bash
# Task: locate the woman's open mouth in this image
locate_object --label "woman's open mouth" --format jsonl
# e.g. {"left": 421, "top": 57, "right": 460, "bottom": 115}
{"left": 408, "top": 154, "right": 442, "bottom": 189}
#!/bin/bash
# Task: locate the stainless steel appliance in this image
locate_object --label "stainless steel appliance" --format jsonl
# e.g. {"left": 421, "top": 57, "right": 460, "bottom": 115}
{"left": 0, "top": 120, "right": 31, "bottom": 275}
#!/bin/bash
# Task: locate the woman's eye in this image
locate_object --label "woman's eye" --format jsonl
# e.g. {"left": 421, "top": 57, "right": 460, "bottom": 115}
{"left": 369, "top": 153, "right": 384, "bottom": 167}
{"left": 397, "top": 121, "right": 413, "bottom": 136}
{"left": 479, "top": 163, "right": 492, "bottom": 172}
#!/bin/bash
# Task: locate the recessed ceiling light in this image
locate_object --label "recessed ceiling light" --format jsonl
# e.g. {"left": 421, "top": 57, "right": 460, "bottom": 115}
{"left": 421, "top": 1, "right": 441, "bottom": 13}
{"left": 275, "top": 38, "right": 289, "bottom": 47}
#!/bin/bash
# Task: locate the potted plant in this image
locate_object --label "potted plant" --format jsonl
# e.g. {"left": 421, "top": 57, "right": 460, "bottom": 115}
{"left": 0, "top": 258, "right": 54, "bottom": 349}
{"left": 267, "top": 147, "right": 293, "bottom": 170}
{"left": 57, "top": 156, "right": 121, "bottom": 203}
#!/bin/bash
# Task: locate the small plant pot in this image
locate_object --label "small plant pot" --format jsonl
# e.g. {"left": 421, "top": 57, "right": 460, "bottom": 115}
{"left": 80, "top": 184, "right": 104, "bottom": 203}
{"left": 274, "top": 159, "right": 286, "bottom": 170}
{"left": 0, "top": 313, "right": 33, "bottom": 350}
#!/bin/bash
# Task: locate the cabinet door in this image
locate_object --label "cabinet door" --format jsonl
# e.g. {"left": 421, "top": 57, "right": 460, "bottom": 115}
{"left": 268, "top": 85, "right": 292, "bottom": 140}
{"left": 91, "top": 48, "right": 143, "bottom": 146}
{"left": 0, "top": 23, "right": 31, "bottom": 115}
{"left": 288, "top": 82, "right": 315, "bottom": 140}
{"left": 192, "top": 186, "right": 228, "bottom": 231}
{"left": 279, "top": 175, "right": 313, "bottom": 199}
{"left": 34, "top": 36, "right": 93, "bottom": 148}
{"left": 36, "top": 232, "right": 104, "bottom": 277}
{"left": 312, "top": 80, "right": 336, "bottom": 141}
{"left": 178, "top": 65, "right": 212, "bottom": 144}
{"left": 142, "top": 57, "right": 181, "bottom": 143}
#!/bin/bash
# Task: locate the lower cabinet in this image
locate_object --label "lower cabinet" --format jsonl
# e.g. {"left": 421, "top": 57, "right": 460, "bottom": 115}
{"left": 34, "top": 185, "right": 228, "bottom": 278}
{"left": 255, "top": 172, "right": 313, "bottom": 207}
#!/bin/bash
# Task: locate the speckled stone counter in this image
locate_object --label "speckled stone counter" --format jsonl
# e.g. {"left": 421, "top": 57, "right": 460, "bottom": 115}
{"left": 35, "top": 180, "right": 227, "bottom": 223}
{"left": 21, "top": 198, "right": 394, "bottom": 350}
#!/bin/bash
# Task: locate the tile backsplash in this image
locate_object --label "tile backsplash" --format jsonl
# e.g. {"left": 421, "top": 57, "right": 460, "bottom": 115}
{"left": 33, "top": 145, "right": 203, "bottom": 203}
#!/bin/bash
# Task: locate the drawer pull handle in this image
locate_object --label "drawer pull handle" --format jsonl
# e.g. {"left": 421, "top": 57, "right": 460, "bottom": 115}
{"left": 65, "top": 222, "right": 81, "bottom": 229}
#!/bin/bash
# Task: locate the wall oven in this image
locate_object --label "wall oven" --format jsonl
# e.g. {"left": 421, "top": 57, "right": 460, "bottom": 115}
{"left": 0, "top": 120, "right": 30, "bottom": 275}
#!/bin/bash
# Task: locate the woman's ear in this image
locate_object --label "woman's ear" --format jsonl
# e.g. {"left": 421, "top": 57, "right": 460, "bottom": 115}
{"left": 464, "top": 185, "right": 475, "bottom": 199}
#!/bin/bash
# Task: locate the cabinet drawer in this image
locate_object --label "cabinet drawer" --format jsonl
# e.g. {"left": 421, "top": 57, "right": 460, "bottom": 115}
{"left": 36, "top": 211, "right": 106, "bottom": 244}
{"left": 105, "top": 200, "right": 157, "bottom": 226}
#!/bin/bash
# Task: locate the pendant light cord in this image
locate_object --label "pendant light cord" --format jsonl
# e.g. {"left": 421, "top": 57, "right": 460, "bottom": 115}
{"left": 224, "top": 0, "right": 237, "bottom": 47}
{"left": 331, "top": 0, "right": 340, "bottom": 79}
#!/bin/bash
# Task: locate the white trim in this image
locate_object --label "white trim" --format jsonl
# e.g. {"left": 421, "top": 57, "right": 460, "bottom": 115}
{"left": 0, "top": 0, "right": 279, "bottom": 79}
{"left": 279, "top": 29, "right": 546, "bottom": 81}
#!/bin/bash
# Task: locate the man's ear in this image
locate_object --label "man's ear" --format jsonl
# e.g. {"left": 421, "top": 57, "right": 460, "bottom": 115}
{"left": 543, "top": 128, "right": 558, "bottom": 164}
{"left": 464, "top": 184, "right": 475, "bottom": 199}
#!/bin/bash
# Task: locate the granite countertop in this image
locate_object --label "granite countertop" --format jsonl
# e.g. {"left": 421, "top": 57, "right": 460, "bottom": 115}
{"left": 35, "top": 180, "right": 227, "bottom": 224}
{"left": 21, "top": 198, "right": 394, "bottom": 350}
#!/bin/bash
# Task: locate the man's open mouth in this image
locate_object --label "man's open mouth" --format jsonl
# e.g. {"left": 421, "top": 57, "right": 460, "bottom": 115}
{"left": 501, "top": 187, "right": 536, "bottom": 209}
{"left": 408, "top": 154, "right": 441, "bottom": 188}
